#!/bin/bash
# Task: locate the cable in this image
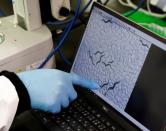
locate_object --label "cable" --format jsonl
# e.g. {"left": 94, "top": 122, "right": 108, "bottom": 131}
{"left": 124, "top": 0, "right": 145, "bottom": 17}
{"left": 59, "top": 0, "right": 93, "bottom": 65}
{"left": 146, "top": 0, "right": 166, "bottom": 18}
{"left": 47, "top": 17, "right": 73, "bottom": 27}
{"left": 147, "top": 0, "right": 152, "bottom": 13}
{"left": 118, "top": 0, "right": 130, "bottom": 6}
{"left": 0, "top": 9, "right": 5, "bottom": 17}
{"left": 38, "top": 0, "right": 81, "bottom": 68}
{"left": 38, "top": 22, "right": 71, "bottom": 68}
{"left": 79, "top": 0, "right": 93, "bottom": 16}
{"left": 97, "top": 0, "right": 110, "bottom": 5}
{"left": 47, "top": 0, "right": 93, "bottom": 27}
{"left": 46, "top": 0, "right": 93, "bottom": 66}
{"left": 53, "top": 0, "right": 93, "bottom": 65}
{"left": 103, "top": 0, "right": 110, "bottom": 5}
{"left": 118, "top": 0, "right": 166, "bottom": 18}
{"left": 58, "top": 50, "right": 72, "bottom": 65}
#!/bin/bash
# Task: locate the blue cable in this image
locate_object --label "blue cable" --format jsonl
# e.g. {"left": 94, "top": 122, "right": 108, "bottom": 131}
{"left": 58, "top": 49, "right": 72, "bottom": 65}
{"left": 38, "top": 0, "right": 81, "bottom": 68}
{"left": 47, "top": 17, "right": 72, "bottom": 26}
{"left": 47, "top": 0, "right": 93, "bottom": 27}
{"left": 57, "top": 0, "right": 93, "bottom": 65}
{"left": 124, "top": 0, "right": 145, "bottom": 17}
{"left": 38, "top": 20, "right": 73, "bottom": 68}
{"left": 0, "top": 9, "right": 5, "bottom": 17}
{"left": 39, "top": 0, "right": 92, "bottom": 67}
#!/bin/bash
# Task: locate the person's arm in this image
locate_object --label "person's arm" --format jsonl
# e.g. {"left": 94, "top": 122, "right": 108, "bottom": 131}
{"left": 0, "top": 71, "right": 31, "bottom": 114}
{"left": 0, "top": 69, "right": 99, "bottom": 131}
{"left": 0, "top": 76, "right": 18, "bottom": 131}
{"left": 0, "top": 71, "right": 31, "bottom": 131}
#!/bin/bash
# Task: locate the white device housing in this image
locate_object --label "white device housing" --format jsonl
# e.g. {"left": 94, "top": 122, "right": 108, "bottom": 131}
{"left": 51, "top": 0, "right": 71, "bottom": 20}
{"left": 0, "top": 16, "right": 55, "bottom": 72}
{"left": 150, "top": 0, "right": 166, "bottom": 12}
{"left": 13, "top": 0, "right": 42, "bottom": 31}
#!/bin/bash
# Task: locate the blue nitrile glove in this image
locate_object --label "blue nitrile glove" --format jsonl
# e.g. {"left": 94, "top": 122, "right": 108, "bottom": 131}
{"left": 17, "top": 69, "right": 99, "bottom": 113}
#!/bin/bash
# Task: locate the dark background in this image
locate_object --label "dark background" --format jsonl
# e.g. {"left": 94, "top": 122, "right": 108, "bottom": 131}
{"left": 125, "top": 44, "right": 166, "bottom": 131}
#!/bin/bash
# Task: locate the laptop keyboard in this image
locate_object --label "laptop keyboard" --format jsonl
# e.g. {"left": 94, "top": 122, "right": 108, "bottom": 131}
{"left": 32, "top": 97, "right": 124, "bottom": 131}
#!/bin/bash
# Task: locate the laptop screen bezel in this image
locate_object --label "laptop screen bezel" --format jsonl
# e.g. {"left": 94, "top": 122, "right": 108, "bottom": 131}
{"left": 71, "top": 2, "right": 166, "bottom": 130}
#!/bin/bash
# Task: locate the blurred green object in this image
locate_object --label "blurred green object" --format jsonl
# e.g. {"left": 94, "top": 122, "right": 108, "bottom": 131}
{"left": 123, "top": 10, "right": 166, "bottom": 39}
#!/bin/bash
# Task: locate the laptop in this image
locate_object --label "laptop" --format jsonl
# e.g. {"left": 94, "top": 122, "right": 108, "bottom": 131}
{"left": 31, "top": 2, "right": 166, "bottom": 131}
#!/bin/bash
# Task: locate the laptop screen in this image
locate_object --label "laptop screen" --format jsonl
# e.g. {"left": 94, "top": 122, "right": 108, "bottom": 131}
{"left": 71, "top": 3, "right": 166, "bottom": 131}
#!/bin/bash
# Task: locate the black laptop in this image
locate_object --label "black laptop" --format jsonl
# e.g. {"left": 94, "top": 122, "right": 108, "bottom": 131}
{"left": 31, "top": 2, "right": 166, "bottom": 131}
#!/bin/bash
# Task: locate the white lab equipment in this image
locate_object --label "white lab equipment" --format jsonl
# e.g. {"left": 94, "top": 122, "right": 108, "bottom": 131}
{"left": 150, "top": 0, "right": 166, "bottom": 12}
{"left": 13, "top": 0, "right": 42, "bottom": 31}
{"left": 51, "top": 0, "right": 71, "bottom": 21}
{"left": 0, "top": 0, "right": 57, "bottom": 72}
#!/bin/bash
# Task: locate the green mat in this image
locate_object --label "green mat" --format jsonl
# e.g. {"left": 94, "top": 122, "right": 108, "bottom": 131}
{"left": 123, "top": 11, "right": 166, "bottom": 39}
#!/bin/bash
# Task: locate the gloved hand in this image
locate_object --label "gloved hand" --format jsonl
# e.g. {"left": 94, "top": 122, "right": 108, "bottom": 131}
{"left": 17, "top": 69, "right": 99, "bottom": 113}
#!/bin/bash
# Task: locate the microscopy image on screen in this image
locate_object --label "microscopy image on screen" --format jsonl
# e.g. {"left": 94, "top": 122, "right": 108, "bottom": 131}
{"left": 71, "top": 8, "right": 151, "bottom": 110}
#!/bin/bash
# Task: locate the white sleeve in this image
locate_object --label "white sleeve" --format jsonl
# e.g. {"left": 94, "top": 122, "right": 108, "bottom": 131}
{"left": 0, "top": 76, "right": 19, "bottom": 131}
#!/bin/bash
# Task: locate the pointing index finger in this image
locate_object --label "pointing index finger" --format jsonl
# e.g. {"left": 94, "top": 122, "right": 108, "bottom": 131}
{"left": 71, "top": 73, "right": 100, "bottom": 89}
